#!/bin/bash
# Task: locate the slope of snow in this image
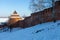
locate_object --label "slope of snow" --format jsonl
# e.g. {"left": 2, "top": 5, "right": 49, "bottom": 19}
{"left": 0, "top": 20, "right": 60, "bottom": 40}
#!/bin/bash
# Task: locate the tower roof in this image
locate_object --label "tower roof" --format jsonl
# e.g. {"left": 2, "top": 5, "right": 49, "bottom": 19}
{"left": 13, "top": 11, "right": 17, "bottom": 14}
{"left": 9, "top": 11, "right": 20, "bottom": 18}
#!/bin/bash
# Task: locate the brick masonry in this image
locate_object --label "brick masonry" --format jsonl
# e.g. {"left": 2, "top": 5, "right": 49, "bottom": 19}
{"left": 9, "top": 1, "right": 60, "bottom": 28}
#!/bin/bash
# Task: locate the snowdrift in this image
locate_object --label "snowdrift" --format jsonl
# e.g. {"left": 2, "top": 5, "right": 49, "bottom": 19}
{"left": 0, "top": 20, "right": 60, "bottom": 40}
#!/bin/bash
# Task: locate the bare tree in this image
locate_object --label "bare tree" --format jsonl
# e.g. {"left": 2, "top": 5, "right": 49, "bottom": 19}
{"left": 30, "top": 0, "right": 60, "bottom": 22}
{"left": 52, "top": 0, "right": 59, "bottom": 22}
{"left": 30, "top": 0, "right": 53, "bottom": 12}
{"left": 52, "top": 0, "right": 56, "bottom": 22}
{"left": 30, "top": 0, "right": 53, "bottom": 23}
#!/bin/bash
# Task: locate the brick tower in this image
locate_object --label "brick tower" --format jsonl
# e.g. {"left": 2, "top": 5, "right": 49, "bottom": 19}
{"left": 8, "top": 11, "right": 24, "bottom": 25}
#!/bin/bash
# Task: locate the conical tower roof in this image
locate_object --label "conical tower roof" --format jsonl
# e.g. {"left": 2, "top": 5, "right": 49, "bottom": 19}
{"left": 9, "top": 11, "right": 21, "bottom": 18}
{"left": 13, "top": 11, "right": 17, "bottom": 14}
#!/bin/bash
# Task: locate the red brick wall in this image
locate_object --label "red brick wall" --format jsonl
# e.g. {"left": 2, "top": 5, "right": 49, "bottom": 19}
{"left": 9, "top": 1, "right": 60, "bottom": 28}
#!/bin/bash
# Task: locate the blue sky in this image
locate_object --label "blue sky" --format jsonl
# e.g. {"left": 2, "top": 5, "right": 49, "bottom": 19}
{"left": 0, "top": 0, "right": 31, "bottom": 17}
{"left": 0, "top": 0, "right": 57, "bottom": 17}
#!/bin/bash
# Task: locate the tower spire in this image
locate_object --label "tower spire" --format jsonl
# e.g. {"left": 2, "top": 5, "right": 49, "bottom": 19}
{"left": 13, "top": 10, "right": 17, "bottom": 14}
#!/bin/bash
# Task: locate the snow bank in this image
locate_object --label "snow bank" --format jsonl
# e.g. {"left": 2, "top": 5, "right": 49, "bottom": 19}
{"left": 0, "top": 20, "right": 60, "bottom": 40}
{"left": 0, "top": 18, "right": 8, "bottom": 23}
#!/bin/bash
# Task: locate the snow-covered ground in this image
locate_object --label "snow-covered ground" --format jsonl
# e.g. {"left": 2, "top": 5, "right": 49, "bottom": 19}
{"left": 0, "top": 20, "right": 60, "bottom": 40}
{"left": 0, "top": 18, "right": 8, "bottom": 25}
{"left": 0, "top": 18, "right": 8, "bottom": 22}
